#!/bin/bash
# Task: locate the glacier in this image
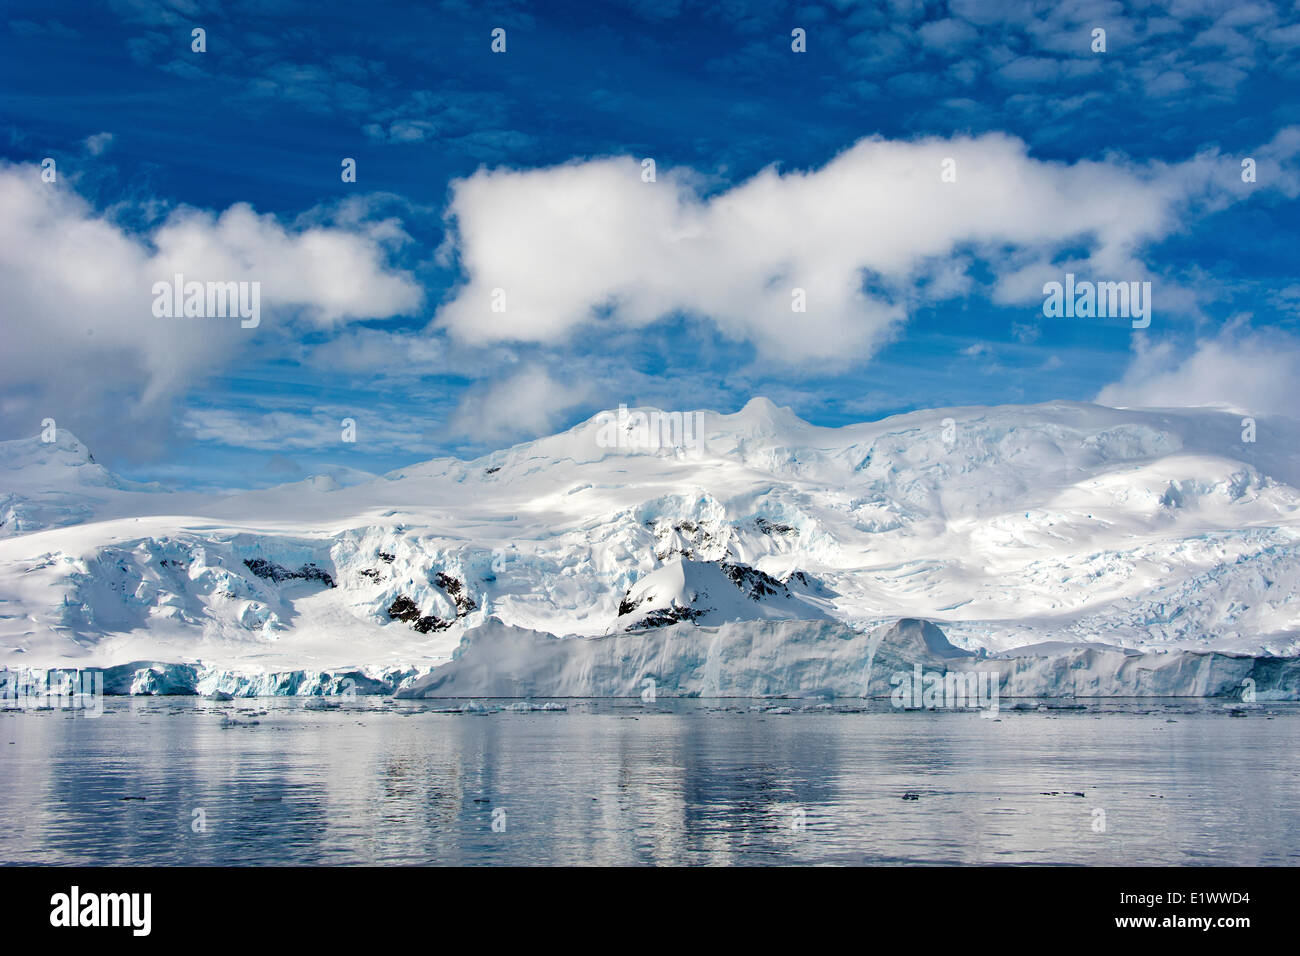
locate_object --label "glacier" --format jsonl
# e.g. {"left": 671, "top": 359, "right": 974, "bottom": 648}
{"left": 394, "top": 617, "right": 1300, "bottom": 700}
{"left": 1, "top": 397, "right": 1299, "bottom": 698}
{"left": 4, "top": 616, "right": 1293, "bottom": 700}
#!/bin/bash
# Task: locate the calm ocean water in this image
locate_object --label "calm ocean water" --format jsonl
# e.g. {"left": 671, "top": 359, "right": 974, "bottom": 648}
{"left": 2, "top": 698, "right": 1297, "bottom": 865}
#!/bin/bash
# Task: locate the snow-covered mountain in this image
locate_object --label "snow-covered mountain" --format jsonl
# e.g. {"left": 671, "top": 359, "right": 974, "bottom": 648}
{"left": 2, "top": 397, "right": 1299, "bottom": 686}
{"left": 614, "top": 557, "right": 834, "bottom": 630}
{"left": 0, "top": 428, "right": 167, "bottom": 537}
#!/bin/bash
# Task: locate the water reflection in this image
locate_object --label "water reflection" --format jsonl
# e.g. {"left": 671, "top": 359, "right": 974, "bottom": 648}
{"left": 1, "top": 699, "right": 1297, "bottom": 865}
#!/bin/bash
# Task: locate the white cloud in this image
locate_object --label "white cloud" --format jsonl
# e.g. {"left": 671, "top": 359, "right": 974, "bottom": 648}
{"left": 147, "top": 201, "right": 421, "bottom": 328}
{"left": 0, "top": 162, "right": 421, "bottom": 453}
{"left": 303, "top": 328, "right": 444, "bottom": 377}
{"left": 917, "top": 17, "right": 980, "bottom": 50}
{"left": 435, "top": 131, "right": 1295, "bottom": 365}
{"left": 182, "top": 402, "right": 439, "bottom": 454}
{"left": 83, "top": 132, "right": 114, "bottom": 155}
{"left": 449, "top": 365, "right": 591, "bottom": 444}
{"left": 1096, "top": 325, "right": 1300, "bottom": 417}
{"left": 183, "top": 407, "right": 354, "bottom": 451}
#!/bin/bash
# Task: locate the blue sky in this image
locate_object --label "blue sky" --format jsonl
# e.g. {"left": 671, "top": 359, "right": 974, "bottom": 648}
{"left": 2, "top": 0, "right": 1299, "bottom": 490}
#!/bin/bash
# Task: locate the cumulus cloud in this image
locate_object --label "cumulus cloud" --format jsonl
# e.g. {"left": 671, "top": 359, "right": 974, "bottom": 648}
{"left": 434, "top": 131, "right": 1296, "bottom": 364}
{"left": 1096, "top": 325, "right": 1300, "bottom": 417}
{"left": 0, "top": 162, "right": 421, "bottom": 455}
{"left": 147, "top": 202, "right": 421, "bottom": 327}
{"left": 449, "top": 365, "right": 591, "bottom": 444}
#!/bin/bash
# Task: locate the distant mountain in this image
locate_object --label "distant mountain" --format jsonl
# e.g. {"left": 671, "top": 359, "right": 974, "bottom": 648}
{"left": 1, "top": 397, "right": 1299, "bottom": 676}
{"left": 0, "top": 430, "right": 166, "bottom": 537}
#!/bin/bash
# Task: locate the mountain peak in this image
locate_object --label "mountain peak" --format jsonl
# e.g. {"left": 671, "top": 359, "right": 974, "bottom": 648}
{"left": 0, "top": 428, "right": 98, "bottom": 474}
{"left": 736, "top": 395, "right": 794, "bottom": 418}
{"left": 725, "top": 396, "right": 807, "bottom": 435}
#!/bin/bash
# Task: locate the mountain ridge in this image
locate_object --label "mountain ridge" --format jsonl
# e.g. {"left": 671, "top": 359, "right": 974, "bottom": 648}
{"left": 1, "top": 398, "right": 1298, "bottom": 672}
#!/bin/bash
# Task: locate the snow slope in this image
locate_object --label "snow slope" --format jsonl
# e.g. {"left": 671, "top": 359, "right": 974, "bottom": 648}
{"left": 1, "top": 397, "right": 1299, "bottom": 690}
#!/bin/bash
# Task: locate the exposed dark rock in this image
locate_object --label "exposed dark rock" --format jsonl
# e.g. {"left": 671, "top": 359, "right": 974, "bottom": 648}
{"left": 243, "top": 558, "right": 335, "bottom": 588}
{"left": 626, "top": 603, "right": 706, "bottom": 631}
{"left": 434, "top": 572, "right": 477, "bottom": 616}
{"left": 755, "top": 517, "right": 796, "bottom": 536}
{"left": 387, "top": 596, "right": 421, "bottom": 622}
{"left": 389, "top": 595, "right": 452, "bottom": 633}
{"left": 719, "top": 562, "right": 786, "bottom": 600}
{"left": 652, "top": 518, "right": 727, "bottom": 561}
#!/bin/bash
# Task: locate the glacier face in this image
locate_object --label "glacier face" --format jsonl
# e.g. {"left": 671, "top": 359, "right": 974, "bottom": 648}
{"left": 394, "top": 617, "right": 1298, "bottom": 701}
{"left": 1, "top": 397, "right": 1299, "bottom": 692}
{"left": 7, "top": 616, "right": 1289, "bottom": 700}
